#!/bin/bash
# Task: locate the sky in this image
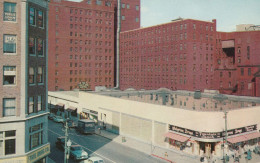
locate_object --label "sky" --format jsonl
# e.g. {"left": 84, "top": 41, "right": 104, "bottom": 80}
{"left": 71, "top": 0, "right": 260, "bottom": 32}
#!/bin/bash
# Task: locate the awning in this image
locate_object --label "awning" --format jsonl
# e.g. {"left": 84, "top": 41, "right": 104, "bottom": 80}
{"left": 164, "top": 132, "right": 190, "bottom": 142}
{"left": 228, "top": 132, "right": 260, "bottom": 144}
{"left": 56, "top": 103, "right": 64, "bottom": 107}
{"left": 67, "top": 106, "right": 77, "bottom": 112}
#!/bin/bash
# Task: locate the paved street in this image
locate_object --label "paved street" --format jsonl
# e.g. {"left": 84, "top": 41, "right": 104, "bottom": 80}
{"left": 48, "top": 119, "right": 166, "bottom": 163}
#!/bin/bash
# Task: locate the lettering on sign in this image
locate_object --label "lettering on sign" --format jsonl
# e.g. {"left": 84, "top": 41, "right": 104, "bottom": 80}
{"left": 169, "top": 124, "right": 257, "bottom": 139}
{"left": 5, "top": 35, "right": 16, "bottom": 43}
{"left": 4, "top": 12, "right": 16, "bottom": 21}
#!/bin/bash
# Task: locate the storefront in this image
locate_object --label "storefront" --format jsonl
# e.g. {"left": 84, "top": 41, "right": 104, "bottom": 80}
{"left": 165, "top": 124, "right": 260, "bottom": 157}
{"left": 27, "top": 144, "right": 50, "bottom": 163}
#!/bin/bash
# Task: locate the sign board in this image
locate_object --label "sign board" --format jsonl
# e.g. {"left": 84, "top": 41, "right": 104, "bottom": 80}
{"left": 27, "top": 144, "right": 50, "bottom": 163}
{"left": 4, "top": 12, "right": 16, "bottom": 21}
{"left": 169, "top": 124, "right": 257, "bottom": 139}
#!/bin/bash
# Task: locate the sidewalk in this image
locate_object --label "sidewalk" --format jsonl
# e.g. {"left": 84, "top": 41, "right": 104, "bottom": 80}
{"left": 95, "top": 129, "right": 260, "bottom": 163}
{"left": 95, "top": 129, "right": 201, "bottom": 163}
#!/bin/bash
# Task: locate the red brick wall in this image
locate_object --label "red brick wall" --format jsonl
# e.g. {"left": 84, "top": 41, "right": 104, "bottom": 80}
{"left": 119, "top": 19, "right": 217, "bottom": 91}
{"left": 48, "top": 0, "right": 116, "bottom": 91}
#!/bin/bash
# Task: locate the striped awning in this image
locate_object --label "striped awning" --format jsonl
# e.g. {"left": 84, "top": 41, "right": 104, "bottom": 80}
{"left": 56, "top": 103, "right": 64, "bottom": 107}
{"left": 164, "top": 132, "right": 190, "bottom": 142}
{"left": 228, "top": 132, "right": 260, "bottom": 144}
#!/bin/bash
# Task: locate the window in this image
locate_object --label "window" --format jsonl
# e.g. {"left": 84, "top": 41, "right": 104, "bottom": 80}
{"left": 29, "top": 67, "right": 35, "bottom": 84}
{"left": 29, "top": 37, "right": 35, "bottom": 55}
{"left": 122, "top": 15, "right": 125, "bottom": 20}
{"left": 3, "top": 35, "right": 16, "bottom": 53}
{"left": 126, "top": 4, "right": 130, "bottom": 9}
{"left": 37, "top": 67, "right": 44, "bottom": 84}
{"left": 136, "top": 18, "right": 139, "bottom": 22}
{"left": 29, "top": 124, "right": 43, "bottom": 150}
{"left": 37, "top": 96, "right": 43, "bottom": 111}
{"left": 29, "top": 7, "right": 36, "bottom": 25}
{"left": 136, "top": 5, "right": 139, "bottom": 11}
{"left": 3, "top": 66, "right": 16, "bottom": 85}
{"left": 29, "top": 97, "right": 34, "bottom": 114}
{"left": 241, "top": 68, "right": 244, "bottom": 76}
{"left": 38, "top": 10, "right": 43, "bottom": 28}
{"left": 4, "top": 2, "right": 16, "bottom": 21}
{"left": 96, "top": 0, "right": 102, "bottom": 5}
{"left": 122, "top": 3, "right": 125, "bottom": 8}
{"left": 247, "top": 46, "right": 250, "bottom": 59}
{"left": 5, "top": 139, "right": 15, "bottom": 155}
{"left": 248, "top": 68, "right": 251, "bottom": 75}
{"left": 37, "top": 39, "right": 44, "bottom": 56}
{"left": 87, "top": 0, "right": 91, "bottom": 4}
{"left": 3, "top": 98, "right": 16, "bottom": 117}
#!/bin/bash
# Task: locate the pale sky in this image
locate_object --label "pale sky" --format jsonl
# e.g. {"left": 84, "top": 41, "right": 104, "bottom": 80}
{"left": 69, "top": 0, "right": 260, "bottom": 32}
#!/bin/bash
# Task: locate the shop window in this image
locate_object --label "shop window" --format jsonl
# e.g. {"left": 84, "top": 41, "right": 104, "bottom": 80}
{"left": 29, "top": 123, "right": 43, "bottom": 150}
{"left": 29, "top": 67, "right": 35, "bottom": 84}
{"left": 37, "top": 96, "right": 43, "bottom": 111}
{"left": 29, "top": 37, "right": 36, "bottom": 55}
{"left": 29, "top": 7, "right": 36, "bottom": 26}
{"left": 37, "top": 67, "right": 44, "bottom": 84}
{"left": 4, "top": 2, "right": 16, "bottom": 21}
{"left": 38, "top": 10, "right": 44, "bottom": 28}
{"left": 3, "top": 35, "right": 16, "bottom": 53}
{"left": 29, "top": 97, "right": 34, "bottom": 114}
{"left": 3, "top": 66, "right": 16, "bottom": 85}
{"left": 37, "top": 38, "right": 44, "bottom": 56}
{"left": 3, "top": 98, "right": 16, "bottom": 117}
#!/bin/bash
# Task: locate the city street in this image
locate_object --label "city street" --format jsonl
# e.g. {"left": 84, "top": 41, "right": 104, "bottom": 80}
{"left": 48, "top": 119, "right": 166, "bottom": 163}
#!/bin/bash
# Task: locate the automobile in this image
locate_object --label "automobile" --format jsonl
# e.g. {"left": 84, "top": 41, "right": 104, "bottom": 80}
{"left": 48, "top": 113, "right": 55, "bottom": 120}
{"left": 81, "top": 156, "right": 104, "bottom": 163}
{"left": 69, "top": 145, "right": 88, "bottom": 160}
{"left": 55, "top": 137, "right": 65, "bottom": 150}
{"left": 53, "top": 116, "right": 65, "bottom": 123}
{"left": 65, "top": 120, "right": 76, "bottom": 128}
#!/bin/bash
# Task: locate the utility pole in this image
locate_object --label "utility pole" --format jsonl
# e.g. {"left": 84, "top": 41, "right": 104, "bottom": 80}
{"left": 223, "top": 111, "right": 228, "bottom": 163}
{"left": 64, "top": 119, "right": 68, "bottom": 163}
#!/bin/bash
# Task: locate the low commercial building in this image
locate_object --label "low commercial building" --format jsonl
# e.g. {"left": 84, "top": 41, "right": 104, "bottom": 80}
{"left": 48, "top": 89, "right": 260, "bottom": 158}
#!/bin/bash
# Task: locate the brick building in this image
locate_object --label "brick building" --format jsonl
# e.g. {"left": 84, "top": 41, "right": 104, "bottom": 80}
{"left": 215, "top": 31, "right": 260, "bottom": 96}
{"left": 48, "top": 0, "right": 140, "bottom": 91}
{"left": 120, "top": 18, "right": 217, "bottom": 91}
{"left": 0, "top": 0, "right": 50, "bottom": 162}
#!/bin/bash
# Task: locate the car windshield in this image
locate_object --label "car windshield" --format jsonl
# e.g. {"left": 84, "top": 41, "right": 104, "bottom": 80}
{"left": 72, "top": 146, "right": 82, "bottom": 151}
{"left": 99, "top": 160, "right": 104, "bottom": 163}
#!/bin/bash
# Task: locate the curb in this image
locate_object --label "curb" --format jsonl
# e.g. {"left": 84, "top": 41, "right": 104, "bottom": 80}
{"left": 151, "top": 154, "right": 176, "bottom": 163}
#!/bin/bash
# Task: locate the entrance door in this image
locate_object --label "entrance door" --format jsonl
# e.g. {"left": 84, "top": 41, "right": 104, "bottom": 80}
{"left": 205, "top": 143, "right": 211, "bottom": 157}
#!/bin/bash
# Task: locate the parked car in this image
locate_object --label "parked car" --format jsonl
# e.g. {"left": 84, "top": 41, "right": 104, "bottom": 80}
{"left": 65, "top": 120, "right": 77, "bottom": 128}
{"left": 53, "top": 116, "right": 65, "bottom": 123}
{"left": 48, "top": 113, "right": 55, "bottom": 120}
{"left": 82, "top": 156, "right": 104, "bottom": 163}
{"left": 70, "top": 145, "right": 88, "bottom": 160}
{"left": 55, "top": 137, "right": 65, "bottom": 150}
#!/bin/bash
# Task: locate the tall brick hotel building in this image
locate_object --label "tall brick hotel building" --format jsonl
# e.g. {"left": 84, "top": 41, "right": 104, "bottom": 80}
{"left": 48, "top": 0, "right": 260, "bottom": 97}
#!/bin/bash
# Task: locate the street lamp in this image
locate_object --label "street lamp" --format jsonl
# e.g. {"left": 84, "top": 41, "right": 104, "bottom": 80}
{"left": 67, "top": 139, "right": 72, "bottom": 159}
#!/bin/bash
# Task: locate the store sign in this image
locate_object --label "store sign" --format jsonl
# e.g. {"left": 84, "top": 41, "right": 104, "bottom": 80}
{"left": 4, "top": 12, "right": 16, "bottom": 21}
{"left": 169, "top": 124, "right": 257, "bottom": 139}
{"left": 27, "top": 144, "right": 50, "bottom": 163}
{"left": 4, "top": 35, "right": 16, "bottom": 43}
